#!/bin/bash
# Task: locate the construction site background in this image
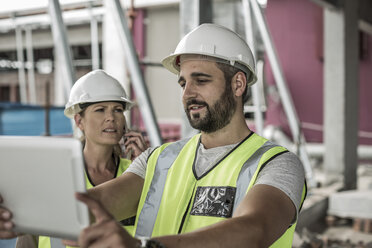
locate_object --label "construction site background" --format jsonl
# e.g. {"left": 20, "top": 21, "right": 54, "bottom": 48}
{"left": 0, "top": 0, "right": 372, "bottom": 247}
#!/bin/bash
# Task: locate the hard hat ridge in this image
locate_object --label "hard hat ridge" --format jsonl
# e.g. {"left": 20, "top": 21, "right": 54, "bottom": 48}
{"left": 161, "top": 23, "right": 257, "bottom": 87}
{"left": 64, "top": 69, "right": 134, "bottom": 118}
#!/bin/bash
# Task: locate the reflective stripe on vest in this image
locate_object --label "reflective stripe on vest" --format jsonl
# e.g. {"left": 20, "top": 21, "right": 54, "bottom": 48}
{"left": 135, "top": 134, "right": 280, "bottom": 237}
{"left": 50, "top": 238, "right": 64, "bottom": 248}
{"left": 233, "top": 141, "right": 279, "bottom": 210}
{"left": 135, "top": 138, "right": 191, "bottom": 237}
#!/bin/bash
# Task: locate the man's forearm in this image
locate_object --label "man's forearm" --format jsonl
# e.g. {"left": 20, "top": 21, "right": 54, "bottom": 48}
{"left": 88, "top": 172, "right": 144, "bottom": 221}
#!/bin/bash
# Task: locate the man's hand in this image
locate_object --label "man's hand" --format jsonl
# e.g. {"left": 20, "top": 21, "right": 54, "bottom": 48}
{"left": 123, "top": 130, "right": 148, "bottom": 160}
{"left": 75, "top": 192, "right": 140, "bottom": 248}
{"left": 0, "top": 195, "right": 19, "bottom": 239}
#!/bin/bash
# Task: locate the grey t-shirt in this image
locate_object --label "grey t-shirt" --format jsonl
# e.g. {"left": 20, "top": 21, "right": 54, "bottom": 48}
{"left": 125, "top": 142, "right": 305, "bottom": 222}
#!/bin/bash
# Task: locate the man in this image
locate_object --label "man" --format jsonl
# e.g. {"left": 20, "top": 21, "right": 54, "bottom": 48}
{"left": 1, "top": 23, "right": 306, "bottom": 248}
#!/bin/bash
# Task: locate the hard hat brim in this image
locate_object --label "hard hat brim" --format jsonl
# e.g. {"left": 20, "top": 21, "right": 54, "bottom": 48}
{"left": 64, "top": 97, "right": 134, "bottom": 119}
{"left": 161, "top": 53, "right": 257, "bottom": 87}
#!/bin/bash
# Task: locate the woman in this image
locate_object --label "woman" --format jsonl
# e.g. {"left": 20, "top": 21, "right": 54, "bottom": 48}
{"left": 18, "top": 70, "right": 148, "bottom": 248}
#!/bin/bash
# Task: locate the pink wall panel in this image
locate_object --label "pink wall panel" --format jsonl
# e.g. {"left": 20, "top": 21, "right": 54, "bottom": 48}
{"left": 264, "top": 0, "right": 372, "bottom": 145}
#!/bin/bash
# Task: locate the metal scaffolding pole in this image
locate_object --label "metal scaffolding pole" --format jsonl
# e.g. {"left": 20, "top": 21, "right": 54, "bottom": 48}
{"left": 242, "top": 0, "right": 264, "bottom": 135}
{"left": 89, "top": 3, "right": 100, "bottom": 70}
{"left": 48, "top": 0, "right": 75, "bottom": 100}
{"left": 249, "top": 0, "right": 315, "bottom": 187}
{"left": 25, "top": 27, "right": 37, "bottom": 104}
{"left": 15, "top": 25, "right": 28, "bottom": 104}
{"left": 107, "top": 0, "right": 162, "bottom": 146}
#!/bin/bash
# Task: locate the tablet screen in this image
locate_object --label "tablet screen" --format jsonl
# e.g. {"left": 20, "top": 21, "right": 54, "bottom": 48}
{"left": 0, "top": 136, "right": 90, "bottom": 240}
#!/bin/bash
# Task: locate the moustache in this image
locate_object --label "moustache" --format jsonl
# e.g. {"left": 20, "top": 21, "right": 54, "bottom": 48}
{"left": 186, "top": 99, "right": 208, "bottom": 108}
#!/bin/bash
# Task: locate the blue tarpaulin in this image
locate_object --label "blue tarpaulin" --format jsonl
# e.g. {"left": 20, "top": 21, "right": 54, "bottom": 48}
{"left": 0, "top": 238, "right": 16, "bottom": 248}
{"left": 0, "top": 102, "right": 72, "bottom": 136}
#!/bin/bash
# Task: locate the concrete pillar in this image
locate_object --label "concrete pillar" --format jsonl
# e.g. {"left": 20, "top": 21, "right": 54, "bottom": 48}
{"left": 53, "top": 58, "right": 66, "bottom": 106}
{"left": 25, "top": 27, "right": 37, "bottom": 104}
{"left": 102, "top": 0, "right": 131, "bottom": 125}
{"left": 48, "top": 0, "right": 76, "bottom": 106}
{"left": 323, "top": 1, "right": 359, "bottom": 189}
{"left": 90, "top": 13, "right": 100, "bottom": 71}
{"left": 15, "top": 26, "right": 28, "bottom": 104}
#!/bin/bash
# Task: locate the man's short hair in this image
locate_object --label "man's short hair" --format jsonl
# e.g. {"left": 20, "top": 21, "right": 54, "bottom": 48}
{"left": 215, "top": 62, "right": 251, "bottom": 103}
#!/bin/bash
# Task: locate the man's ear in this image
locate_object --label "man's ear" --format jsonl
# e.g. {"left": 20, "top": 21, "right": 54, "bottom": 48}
{"left": 74, "top": 114, "right": 84, "bottom": 131}
{"left": 232, "top": 71, "right": 247, "bottom": 98}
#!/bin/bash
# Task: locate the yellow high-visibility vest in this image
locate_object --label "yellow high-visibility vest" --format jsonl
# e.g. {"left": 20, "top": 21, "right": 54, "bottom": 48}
{"left": 134, "top": 133, "right": 306, "bottom": 247}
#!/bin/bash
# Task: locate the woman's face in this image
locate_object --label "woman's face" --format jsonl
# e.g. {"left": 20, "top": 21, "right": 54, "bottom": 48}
{"left": 76, "top": 102, "right": 126, "bottom": 146}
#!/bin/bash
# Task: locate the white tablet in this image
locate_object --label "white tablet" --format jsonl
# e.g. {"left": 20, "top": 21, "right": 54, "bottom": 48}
{"left": 0, "top": 136, "right": 90, "bottom": 240}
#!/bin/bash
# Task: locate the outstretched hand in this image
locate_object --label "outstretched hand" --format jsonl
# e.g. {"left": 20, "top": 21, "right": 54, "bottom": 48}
{"left": 73, "top": 192, "right": 139, "bottom": 248}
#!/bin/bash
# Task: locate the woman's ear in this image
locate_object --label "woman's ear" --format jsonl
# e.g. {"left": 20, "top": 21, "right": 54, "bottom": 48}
{"left": 232, "top": 71, "right": 247, "bottom": 98}
{"left": 74, "top": 114, "right": 84, "bottom": 131}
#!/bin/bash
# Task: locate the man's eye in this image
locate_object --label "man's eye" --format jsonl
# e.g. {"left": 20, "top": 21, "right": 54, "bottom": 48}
{"left": 197, "top": 79, "right": 209, "bottom": 83}
{"left": 179, "top": 82, "right": 186, "bottom": 88}
{"left": 95, "top": 108, "right": 104, "bottom": 112}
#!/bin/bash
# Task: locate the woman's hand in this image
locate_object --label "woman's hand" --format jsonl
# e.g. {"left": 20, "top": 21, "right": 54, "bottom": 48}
{"left": 0, "top": 195, "right": 19, "bottom": 239}
{"left": 123, "top": 130, "right": 149, "bottom": 160}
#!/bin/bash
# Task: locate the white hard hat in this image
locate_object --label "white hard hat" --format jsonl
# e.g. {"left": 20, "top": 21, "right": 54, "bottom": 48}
{"left": 161, "top": 23, "right": 257, "bottom": 87}
{"left": 64, "top": 69, "right": 134, "bottom": 118}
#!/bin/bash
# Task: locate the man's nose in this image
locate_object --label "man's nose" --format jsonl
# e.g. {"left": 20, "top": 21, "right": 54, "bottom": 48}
{"left": 183, "top": 82, "right": 197, "bottom": 99}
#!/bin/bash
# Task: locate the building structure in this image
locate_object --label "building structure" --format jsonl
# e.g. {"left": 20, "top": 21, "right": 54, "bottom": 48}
{"left": 0, "top": 0, "right": 371, "bottom": 189}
